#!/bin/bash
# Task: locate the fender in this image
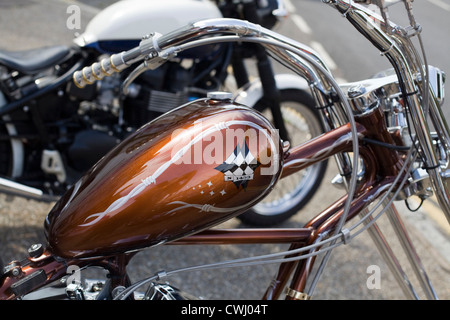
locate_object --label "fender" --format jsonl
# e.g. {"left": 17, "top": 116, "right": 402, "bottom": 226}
{"left": 233, "top": 73, "right": 310, "bottom": 108}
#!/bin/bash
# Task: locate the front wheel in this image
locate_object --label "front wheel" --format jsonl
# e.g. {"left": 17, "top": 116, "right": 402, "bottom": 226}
{"left": 238, "top": 89, "right": 327, "bottom": 226}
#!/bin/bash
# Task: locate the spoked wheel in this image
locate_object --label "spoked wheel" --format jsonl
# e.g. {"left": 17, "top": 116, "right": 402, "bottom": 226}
{"left": 238, "top": 89, "right": 328, "bottom": 226}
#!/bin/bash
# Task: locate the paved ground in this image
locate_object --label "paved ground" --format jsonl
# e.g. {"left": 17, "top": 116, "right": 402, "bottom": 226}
{"left": 0, "top": 0, "right": 449, "bottom": 300}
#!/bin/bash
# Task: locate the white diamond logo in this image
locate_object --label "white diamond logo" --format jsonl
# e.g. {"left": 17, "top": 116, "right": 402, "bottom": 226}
{"left": 214, "top": 141, "right": 260, "bottom": 189}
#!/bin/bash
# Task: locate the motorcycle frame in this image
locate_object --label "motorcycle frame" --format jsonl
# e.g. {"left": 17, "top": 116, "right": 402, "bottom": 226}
{"left": 0, "top": 101, "right": 431, "bottom": 300}
{"left": 1, "top": 0, "right": 447, "bottom": 300}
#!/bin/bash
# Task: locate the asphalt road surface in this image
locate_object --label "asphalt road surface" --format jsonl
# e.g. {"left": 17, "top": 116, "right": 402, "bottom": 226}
{"left": 0, "top": 0, "right": 449, "bottom": 301}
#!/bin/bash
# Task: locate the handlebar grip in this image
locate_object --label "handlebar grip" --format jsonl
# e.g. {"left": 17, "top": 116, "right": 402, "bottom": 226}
{"left": 73, "top": 53, "right": 128, "bottom": 88}
{"left": 73, "top": 33, "right": 163, "bottom": 88}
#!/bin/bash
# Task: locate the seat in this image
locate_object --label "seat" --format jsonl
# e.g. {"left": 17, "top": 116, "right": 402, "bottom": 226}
{"left": 0, "top": 45, "right": 71, "bottom": 74}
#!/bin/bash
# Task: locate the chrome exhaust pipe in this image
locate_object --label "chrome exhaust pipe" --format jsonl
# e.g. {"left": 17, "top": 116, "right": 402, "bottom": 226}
{"left": 0, "top": 177, "right": 55, "bottom": 202}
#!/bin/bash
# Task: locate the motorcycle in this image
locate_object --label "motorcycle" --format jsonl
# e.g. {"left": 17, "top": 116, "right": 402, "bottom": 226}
{"left": 1, "top": 0, "right": 449, "bottom": 300}
{"left": 0, "top": 0, "right": 327, "bottom": 226}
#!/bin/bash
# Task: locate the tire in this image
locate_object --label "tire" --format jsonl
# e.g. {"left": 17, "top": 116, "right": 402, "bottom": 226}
{"left": 238, "top": 89, "right": 328, "bottom": 226}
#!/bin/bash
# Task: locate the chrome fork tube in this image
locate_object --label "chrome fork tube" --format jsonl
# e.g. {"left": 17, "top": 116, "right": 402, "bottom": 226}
{"left": 385, "top": 202, "right": 438, "bottom": 299}
{"left": 360, "top": 201, "right": 438, "bottom": 299}
{"left": 330, "top": 0, "right": 450, "bottom": 222}
{"left": 361, "top": 210, "right": 419, "bottom": 299}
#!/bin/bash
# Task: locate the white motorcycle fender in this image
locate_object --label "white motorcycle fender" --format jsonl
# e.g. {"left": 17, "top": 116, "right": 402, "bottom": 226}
{"left": 233, "top": 74, "right": 310, "bottom": 108}
{"left": 74, "top": 0, "right": 222, "bottom": 47}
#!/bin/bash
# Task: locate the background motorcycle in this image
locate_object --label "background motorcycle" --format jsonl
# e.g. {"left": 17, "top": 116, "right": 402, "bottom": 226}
{"left": 0, "top": 0, "right": 326, "bottom": 226}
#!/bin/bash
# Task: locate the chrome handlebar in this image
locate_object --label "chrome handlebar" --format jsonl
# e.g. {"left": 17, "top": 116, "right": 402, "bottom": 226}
{"left": 72, "top": 0, "right": 441, "bottom": 147}
{"left": 73, "top": 1, "right": 422, "bottom": 105}
{"left": 72, "top": 0, "right": 450, "bottom": 233}
{"left": 73, "top": 18, "right": 333, "bottom": 89}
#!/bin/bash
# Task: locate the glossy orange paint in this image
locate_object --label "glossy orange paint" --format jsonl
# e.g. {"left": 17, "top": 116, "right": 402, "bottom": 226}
{"left": 45, "top": 98, "right": 282, "bottom": 258}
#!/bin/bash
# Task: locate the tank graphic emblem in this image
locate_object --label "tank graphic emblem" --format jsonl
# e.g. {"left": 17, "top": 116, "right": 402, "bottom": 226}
{"left": 214, "top": 141, "right": 260, "bottom": 189}
{"left": 78, "top": 120, "right": 276, "bottom": 227}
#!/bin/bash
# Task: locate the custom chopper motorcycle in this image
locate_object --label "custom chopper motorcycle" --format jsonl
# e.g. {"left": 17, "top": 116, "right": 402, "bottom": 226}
{"left": 0, "top": 0, "right": 449, "bottom": 301}
{"left": 0, "top": 0, "right": 327, "bottom": 226}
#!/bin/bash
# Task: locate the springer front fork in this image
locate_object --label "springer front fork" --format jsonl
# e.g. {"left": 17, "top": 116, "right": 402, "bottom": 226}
{"left": 292, "top": 67, "right": 446, "bottom": 300}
